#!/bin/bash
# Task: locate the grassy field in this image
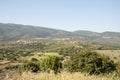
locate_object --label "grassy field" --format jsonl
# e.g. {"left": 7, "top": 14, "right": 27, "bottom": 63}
{"left": 96, "top": 50, "right": 120, "bottom": 62}
{"left": 1, "top": 50, "right": 120, "bottom": 80}
{"left": 4, "top": 71, "right": 120, "bottom": 80}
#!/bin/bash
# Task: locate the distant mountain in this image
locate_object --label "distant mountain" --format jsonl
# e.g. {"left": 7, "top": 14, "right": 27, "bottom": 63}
{"left": 0, "top": 23, "right": 71, "bottom": 41}
{"left": 72, "top": 30, "right": 120, "bottom": 45}
{"left": 0, "top": 23, "right": 120, "bottom": 45}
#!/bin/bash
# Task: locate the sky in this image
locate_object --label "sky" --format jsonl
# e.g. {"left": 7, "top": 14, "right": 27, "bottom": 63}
{"left": 0, "top": 0, "right": 120, "bottom": 32}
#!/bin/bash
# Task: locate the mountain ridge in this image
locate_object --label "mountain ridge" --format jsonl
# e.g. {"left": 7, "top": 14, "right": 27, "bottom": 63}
{"left": 0, "top": 23, "right": 120, "bottom": 45}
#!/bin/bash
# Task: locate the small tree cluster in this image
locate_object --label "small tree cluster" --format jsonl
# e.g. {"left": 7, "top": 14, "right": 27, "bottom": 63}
{"left": 67, "top": 50, "right": 116, "bottom": 75}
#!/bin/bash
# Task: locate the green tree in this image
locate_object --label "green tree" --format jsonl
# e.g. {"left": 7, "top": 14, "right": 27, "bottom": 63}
{"left": 67, "top": 50, "right": 116, "bottom": 75}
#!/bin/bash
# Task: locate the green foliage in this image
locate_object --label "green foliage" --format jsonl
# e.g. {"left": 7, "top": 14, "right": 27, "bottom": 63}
{"left": 18, "top": 62, "right": 40, "bottom": 74}
{"left": 116, "top": 62, "right": 120, "bottom": 77}
{"left": 18, "top": 56, "right": 62, "bottom": 74}
{"left": 67, "top": 50, "right": 116, "bottom": 75}
{"left": 58, "top": 46, "right": 81, "bottom": 56}
{"left": 31, "top": 58, "right": 38, "bottom": 62}
{"left": 41, "top": 56, "right": 62, "bottom": 73}
{"left": 0, "top": 48, "right": 33, "bottom": 61}
{"left": 5, "top": 65, "right": 19, "bottom": 70}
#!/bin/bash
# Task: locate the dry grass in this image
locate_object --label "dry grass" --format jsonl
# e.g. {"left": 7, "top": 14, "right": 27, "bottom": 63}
{"left": 18, "top": 52, "right": 62, "bottom": 62}
{"left": 4, "top": 71, "right": 120, "bottom": 80}
{"left": 96, "top": 50, "right": 120, "bottom": 62}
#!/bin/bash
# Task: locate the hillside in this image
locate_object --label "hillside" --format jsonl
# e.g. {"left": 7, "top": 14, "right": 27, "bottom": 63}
{"left": 0, "top": 23, "right": 71, "bottom": 41}
{"left": 73, "top": 30, "right": 120, "bottom": 45}
{"left": 0, "top": 23, "right": 120, "bottom": 45}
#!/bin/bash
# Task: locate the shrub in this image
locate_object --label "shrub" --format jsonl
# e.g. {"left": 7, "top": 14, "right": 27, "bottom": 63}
{"left": 41, "top": 56, "right": 62, "bottom": 73}
{"left": 5, "top": 65, "right": 19, "bottom": 70}
{"left": 116, "top": 62, "right": 120, "bottom": 77}
{"left": 18, "top": 61, "right": 40, "bottom": 74}
{"left": 31, "top": 57, "right": 38, "bottom": 62}
{"left": 67, "top": 50, "right": 116, "bottom": 75}
{"left": 18, "top": 56, "right": 62, "bottom": 74}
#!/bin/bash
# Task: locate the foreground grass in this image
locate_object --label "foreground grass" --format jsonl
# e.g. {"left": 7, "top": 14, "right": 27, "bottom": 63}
{"left": 4, "top": 71, "right": 120, "bottom": 80}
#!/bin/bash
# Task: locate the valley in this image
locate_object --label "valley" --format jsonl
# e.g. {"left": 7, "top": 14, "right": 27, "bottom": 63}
{"left": 0, "top": 23, "right": 120, "bottom": 80}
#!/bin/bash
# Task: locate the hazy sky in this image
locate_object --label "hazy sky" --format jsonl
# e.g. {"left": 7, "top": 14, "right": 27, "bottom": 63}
{"left": 0, "top": 0, "right": 120, "bottom": 32}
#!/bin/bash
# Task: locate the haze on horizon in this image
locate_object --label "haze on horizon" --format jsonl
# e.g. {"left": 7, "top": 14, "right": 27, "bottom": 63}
{"left": 0, "top": 0, "right": 120, "bottom": 32}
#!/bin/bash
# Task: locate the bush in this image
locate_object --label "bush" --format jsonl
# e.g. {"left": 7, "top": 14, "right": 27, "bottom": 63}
{"left": 5, "top": 65, "right": 19, "bottom": 70}
{"left": 40, "top": 56, "right": 62, "bottom": 73}
{"left": 18, "top": 61, "right": 40, "bottom": 74}
{"left": 116, "top": 62, "right": 120, "bottom": 77}
{"left": 31, "top": 57, "right": 38, "bottom": 62}
{"left": 67, "top": 50, "right": 116, "bottom": 75}
{"left": 18, "top": 56, "right": 62, "bottom": 74}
